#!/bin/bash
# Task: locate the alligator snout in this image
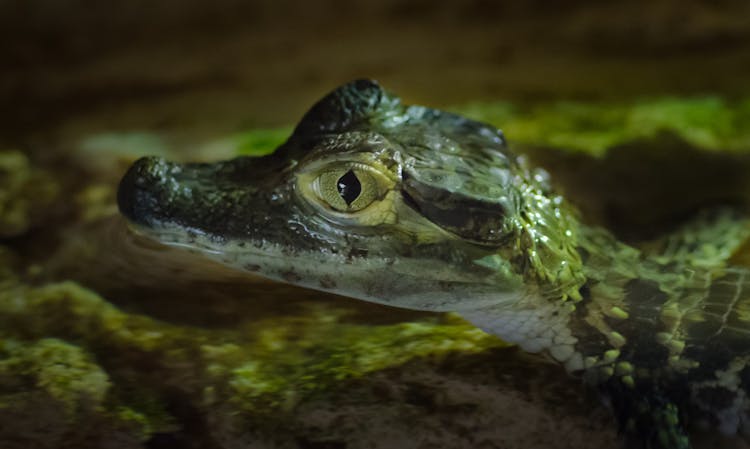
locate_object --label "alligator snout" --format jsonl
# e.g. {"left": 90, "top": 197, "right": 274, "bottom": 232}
{"left": 118, "top": 154, "right": 299, "bottom": 240}
{"left": 117, "top": 156, "right": 181, "bottom": 228}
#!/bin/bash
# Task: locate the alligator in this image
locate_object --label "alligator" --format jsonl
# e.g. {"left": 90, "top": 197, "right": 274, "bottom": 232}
{"left": 117, "top": 79, "right": 750, "bottom": 449}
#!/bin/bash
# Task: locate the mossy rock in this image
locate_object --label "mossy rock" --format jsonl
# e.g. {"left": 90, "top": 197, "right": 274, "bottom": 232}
{"left": 5, "top": 279, "right": 568, "bottom": 448}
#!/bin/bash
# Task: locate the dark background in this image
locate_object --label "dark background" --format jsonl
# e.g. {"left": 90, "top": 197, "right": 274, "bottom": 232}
{"left": 3, "top": 0, "right": 750, "bottom": 145}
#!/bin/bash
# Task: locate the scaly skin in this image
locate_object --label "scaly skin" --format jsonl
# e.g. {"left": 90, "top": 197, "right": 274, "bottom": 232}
{"left": 118, "top": 80, "right": 750, "bottom": 449}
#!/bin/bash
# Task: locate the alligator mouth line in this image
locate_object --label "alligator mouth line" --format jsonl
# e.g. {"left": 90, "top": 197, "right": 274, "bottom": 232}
{"left": 125, "top": 221, "right": 286, "bottom": 261}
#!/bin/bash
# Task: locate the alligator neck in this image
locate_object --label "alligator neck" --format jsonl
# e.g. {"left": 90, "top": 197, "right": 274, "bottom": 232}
{"left": 460, "top": 222, "right": 675, "bottom": 374}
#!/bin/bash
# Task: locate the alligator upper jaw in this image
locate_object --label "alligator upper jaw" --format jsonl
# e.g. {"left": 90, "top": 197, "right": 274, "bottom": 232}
{"left": 118, "top": 155, "right": 263, "bottom": 237}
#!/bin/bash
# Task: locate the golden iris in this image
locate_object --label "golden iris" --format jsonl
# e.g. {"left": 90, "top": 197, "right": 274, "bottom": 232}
{"left": 313, "top": 166, "right": 379, "bottom": 212}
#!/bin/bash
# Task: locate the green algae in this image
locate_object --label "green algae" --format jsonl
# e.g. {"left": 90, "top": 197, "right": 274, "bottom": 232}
{"left": 109, "top": 391, "right": 177, "bottom": 441}
{"left": 234, "top": 126, "right": 294, "bottom": 156}
{"left": 0, "top": 271, "right": 504, "bottom": 443}
{"left": 0, "top": 281, "right": 180, "bottom": 441}
{"left": 457, "top": 96, "right": 750, "bottom": 156}
{"left": 0, "top": 150, "right": 59, "bottom": 238}
{"left": 227, "top": 310, "right": 503, "bottom": 412}
{"left": 0, "top": 338, "right": 110, "bottom": 414}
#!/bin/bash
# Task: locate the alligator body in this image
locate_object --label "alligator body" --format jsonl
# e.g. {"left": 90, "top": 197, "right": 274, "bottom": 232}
{"left": 117, "top": 80, "right": 750, "bottom": 449}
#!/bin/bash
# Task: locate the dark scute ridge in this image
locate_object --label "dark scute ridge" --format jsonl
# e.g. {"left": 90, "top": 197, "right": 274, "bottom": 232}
{"left": 293, "top": 79, "right": 386, "bottom": 136}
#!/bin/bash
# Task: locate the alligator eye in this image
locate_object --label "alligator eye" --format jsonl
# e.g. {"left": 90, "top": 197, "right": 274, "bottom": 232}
{"left": 313, "top": 166, "right": 378, "bottom": 212}
{"left": 337, "top": 169, "right": 361, "bottom": 205}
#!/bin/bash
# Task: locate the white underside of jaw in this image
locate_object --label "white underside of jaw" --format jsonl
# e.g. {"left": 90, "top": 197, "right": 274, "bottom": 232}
{"left": 459, "top": 299, "right": 584, "bottom": 372}
{"left": 135, "top": 222, "right": 587, "bottom": 364}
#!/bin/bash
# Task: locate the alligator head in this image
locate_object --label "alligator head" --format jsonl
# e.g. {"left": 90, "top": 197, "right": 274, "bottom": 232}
{"left": 117, "top": 79, "right": 583, "bottom": 313}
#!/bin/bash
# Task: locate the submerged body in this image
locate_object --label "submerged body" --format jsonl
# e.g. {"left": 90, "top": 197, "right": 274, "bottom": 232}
{"left": 118, "top": 80, "right": 750, "bottom": 449}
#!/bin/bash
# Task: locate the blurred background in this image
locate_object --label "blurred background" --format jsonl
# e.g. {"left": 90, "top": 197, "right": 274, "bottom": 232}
{"left": 3, "top": 0, "right": 750, "bottom": 146}
{"left": 4, "top": 0, "right": 750, "bottom": 244}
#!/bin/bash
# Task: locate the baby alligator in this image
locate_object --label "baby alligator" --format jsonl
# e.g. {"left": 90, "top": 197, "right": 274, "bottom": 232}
{"left": 118, "top": 79, "right": 750, "bottom": 449}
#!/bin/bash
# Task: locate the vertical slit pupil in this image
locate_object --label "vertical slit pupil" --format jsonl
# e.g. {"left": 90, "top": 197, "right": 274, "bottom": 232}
{"left": 337, "top": 170, "right": 361, "bottom": 205}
